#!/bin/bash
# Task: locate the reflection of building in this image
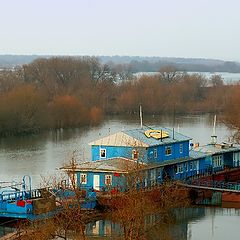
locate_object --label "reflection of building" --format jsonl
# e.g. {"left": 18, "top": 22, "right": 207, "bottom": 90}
{"left": 85, "top": 208, "right": 205, "bottom": 239}
{"left": 62, "top": 126, "right": 240, "bottom": 192}
{"left": 0, "top": 224, "right": 16, "bottom": 238}
{"left": 86, "top": 219, "right": 122, "bottom": 238}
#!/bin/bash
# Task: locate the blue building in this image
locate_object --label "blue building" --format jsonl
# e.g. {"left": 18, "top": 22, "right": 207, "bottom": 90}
{"left": 61, "top": 126, "right": 240, "bottom": 192}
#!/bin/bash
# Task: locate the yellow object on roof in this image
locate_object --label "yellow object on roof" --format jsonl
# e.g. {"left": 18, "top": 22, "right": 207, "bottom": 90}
{"left": 144, "top": 129, "right": 169, "bottom": 140}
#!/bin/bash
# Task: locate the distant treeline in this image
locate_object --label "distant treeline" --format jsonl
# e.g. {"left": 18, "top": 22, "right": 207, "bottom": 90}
{"left": 102, "top": 56, "right": 240, "bottom": 73}
{"left": 1, "top": 55, "right": 240, "bottom": 73}
{"left": 128, "top": 59, "right": 240, "bottom": 73}
{"left": 0, "top": 57, "right": 239, "bottom": 136}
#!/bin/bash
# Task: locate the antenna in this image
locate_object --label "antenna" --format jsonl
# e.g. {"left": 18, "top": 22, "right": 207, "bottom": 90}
{"left": 173, "top": 103, "right": 175, "bottom": 139}
{"left": 140, "top": 105, "right": 143, "bottom": 129}
{"left": 211, "top": 115, "right": 217, "bottom": 144}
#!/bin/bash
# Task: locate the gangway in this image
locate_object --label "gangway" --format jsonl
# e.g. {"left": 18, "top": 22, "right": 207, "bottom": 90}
{"left": 179, "top": 179, "right": 240, "bottom": 193}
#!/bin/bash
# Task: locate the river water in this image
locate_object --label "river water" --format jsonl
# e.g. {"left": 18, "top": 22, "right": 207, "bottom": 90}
{"left": 0, "top": 114, "right": 239, "bottom": 239}
{"left": 134, "top": 71, "right": 240, "bottom": 84}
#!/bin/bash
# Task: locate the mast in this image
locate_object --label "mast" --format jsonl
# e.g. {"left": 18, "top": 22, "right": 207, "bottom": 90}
{"left": 211, "top": 115, "right": 217, "bottom": 144}
{"left": 140, "top": 105, "right": 143, "bottom": 129}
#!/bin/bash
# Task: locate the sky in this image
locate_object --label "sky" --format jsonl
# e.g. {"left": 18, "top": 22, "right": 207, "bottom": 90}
{"left": 1, "top": 0, "right": 240, "bottom": 61}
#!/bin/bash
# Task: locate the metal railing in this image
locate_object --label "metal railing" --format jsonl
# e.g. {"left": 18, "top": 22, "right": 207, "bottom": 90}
{"left": 185, "top": 179, "right": 240, "bottom": 192}
{"left": 0, "top": 189, "right": 42, "bottom": 203}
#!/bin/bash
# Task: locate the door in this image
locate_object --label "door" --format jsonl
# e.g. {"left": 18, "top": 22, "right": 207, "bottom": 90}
{"left": 196, "top": 160, "right": 199, "bottom": 174}
{"left": 93, "top": 175, "right": 100, "bottom": 191}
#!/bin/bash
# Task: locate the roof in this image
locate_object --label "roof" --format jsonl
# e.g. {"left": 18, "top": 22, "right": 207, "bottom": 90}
{"left": 194, "top": 143, "right": 240, "bottom": 155}
{"left": 189, "top": 149, "right": 210, "bottom": 159}
{"left": 89, "top": 126, "right": 191, "bottom": 147}
{"left": 61, "top": 149, "right": 207, "bottom": 174}
{"left": 89, "top": 132, "right": 148, "bottom": 147}
{"left": 61, "top": 157, "right": 146, "bottom": 173}
{"left": 144, "top": 151, "right": 208, "bottom": 171}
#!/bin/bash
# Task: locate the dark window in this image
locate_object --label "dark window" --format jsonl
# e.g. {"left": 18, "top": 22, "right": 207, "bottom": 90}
{"left": 100, "top": 148, "right": 106, "bottom": 158}
{"left": 132, "top": 149, "right": 139, "bottom": 160}
{"left": 165, "top": 146, "right": 172, "bottom": 156}
{"left": 154, "top": 149, "right": 157, "bottom": 158}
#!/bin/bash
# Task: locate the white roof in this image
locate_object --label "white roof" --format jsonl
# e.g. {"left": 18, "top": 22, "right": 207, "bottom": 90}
{"left": 89, "top": 132, "right": 148, "bottom": 147}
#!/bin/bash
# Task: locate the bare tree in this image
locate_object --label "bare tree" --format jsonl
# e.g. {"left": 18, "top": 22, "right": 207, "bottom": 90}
{"left": 159, "top": 65, "right": 182, "bottom": 84}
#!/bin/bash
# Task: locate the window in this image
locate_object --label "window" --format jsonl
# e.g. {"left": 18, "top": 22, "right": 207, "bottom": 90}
{"left": 177, "top": 164, "right": 183, "bottom": 173}
{"left": 69, "top": 173, "right": 77, "bottom": 187}
{"left": 132, "top": 149, "right": 139, "bottom": 160}
{"left": 184, "top": 162, "right": 188, "bottom": 172}
{"left": 154, "top": 149, "right": 157, "bottom": 159}
{"left": 105, "top": 175, "right": 112, "bottom": 185}
{"left": 189, "top": 162, "right": 193, "bottom": 170}
{"left": 193, "top": 161, "right": 197, "bottom": 169}
{"left": 233, "top": 152, "right": 240, "bottom": 167}
{"left": 179, "top": 144, "right": 183, "bottom": 154}
{"left": 100, "top": 148, "right": 106, "bottom": 158}
{"left": 80, "top": 173, "right": 87, "bottom": 184}
{"left": 189, "top": 161, "right": 198, "bottom": 170}
{"left": 212, "top": 155, "right": 223, "bottom": 168}
{"left": 165, "top": 146, "right": 172, "bottom": 156}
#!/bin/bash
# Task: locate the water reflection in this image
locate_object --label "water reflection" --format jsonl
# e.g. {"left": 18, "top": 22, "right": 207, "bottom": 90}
{"left": 86, "top": 207, "right": 240, "bottom": 240}
{"left": 188, "top": 208, "right": 240, "bottom": 240}
{"left": 85, "top": 208, "right": 205, "bottom": 239}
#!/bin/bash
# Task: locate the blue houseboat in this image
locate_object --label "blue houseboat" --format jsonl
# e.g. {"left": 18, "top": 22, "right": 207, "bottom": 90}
{"left": 61, "top": 126, "right": 240, "bottom": 192}
{"left": 0, "top": 175, "right": 97, "bottom": 219}
{"left": 0, "top": 176, "right": 56, "bottom": 220}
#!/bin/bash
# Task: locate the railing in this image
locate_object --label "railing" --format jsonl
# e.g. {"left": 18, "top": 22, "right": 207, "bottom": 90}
{"left": 185, "top": 179, "right": 240, "bottom": 192}
{"left": 0, "top": 189, "right": 42, "bottom": 203}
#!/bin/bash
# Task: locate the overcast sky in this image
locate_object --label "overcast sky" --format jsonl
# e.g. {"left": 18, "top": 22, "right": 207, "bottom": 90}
{"left": 1, "top": 0, "right": 240, "bottom": 61}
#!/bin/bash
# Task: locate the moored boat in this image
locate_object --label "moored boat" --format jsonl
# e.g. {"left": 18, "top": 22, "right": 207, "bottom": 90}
{"left": 0, "top": 176, "right": 56, "bottom": 220}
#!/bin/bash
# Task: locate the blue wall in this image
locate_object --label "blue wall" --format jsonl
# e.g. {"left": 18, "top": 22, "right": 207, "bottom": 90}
{"left": 76, "top": 171, "right": 126, "bottom": 191}
{"left": 91, "top": 145, "right": 147, "bottom": 162}
{"left": 75, "top": 157, "right": 217, "bottom": 191}
{"left": 91, "top": 140, "right": 189, "bottom": 163}
{"left": 173, "top": 158, "right": 206, "bottom": 180}
{"left": 147, "top": 141, "right": 189, "bottom": 163}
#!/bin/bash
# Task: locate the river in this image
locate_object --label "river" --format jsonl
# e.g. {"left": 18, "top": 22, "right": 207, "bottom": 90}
{"left": 134, "top": 71, "right": 240, "bottom": 84}
{"left": 0, "top": 114, "right": 239, "bottom": 239}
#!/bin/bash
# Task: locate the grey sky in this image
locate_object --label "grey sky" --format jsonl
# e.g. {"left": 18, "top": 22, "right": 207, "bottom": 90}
{"left": 1, "top": 0, "right": 240, "bottom": 61}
